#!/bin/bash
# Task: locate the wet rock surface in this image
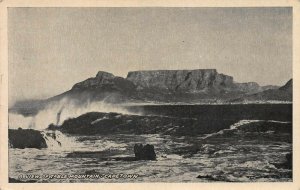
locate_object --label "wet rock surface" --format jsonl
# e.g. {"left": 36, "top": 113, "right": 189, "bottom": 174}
{"left": 134, "top": 144, "right": 156, "bottom": 160}
{"left": 9, "top": 177, "right": 38, "bottom": 183}
{"left": 273, "top": 153, "right": 292, "bottom": 169}
{"left": 9, "top": 128, "right": 47, "bottom": 149}
{"left": 49, "top": 111, "right": 237, "bottom": 136}
{"left": 49, "top": 103, "right": 292, "bottom": 136}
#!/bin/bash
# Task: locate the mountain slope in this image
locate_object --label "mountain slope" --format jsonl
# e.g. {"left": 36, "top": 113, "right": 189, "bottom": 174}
{"left": 231, "top": 79, "right": 292, "bottom": 103}
{"left": 10, "top": 70, "right": 292, "bottom": 116}
{"left": 46, "top": 69, "right": 274, "bottom": 103}
{"left": 47, "top": 71, "right": 139, "bottom": 104}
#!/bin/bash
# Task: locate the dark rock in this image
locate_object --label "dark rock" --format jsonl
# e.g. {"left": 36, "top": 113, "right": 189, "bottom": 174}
{"left": 237, "top": 121, "right": 292, "bottom": 134}
{"left": 55, "top": 112, "right": 201, "bottom": 135}
{"left": 285, "top": 153, "right": 292, "bottom": 169}
{"left": 9, "top": 177, "right": 37, "bottom": 183}
{"left": 47, "top": 123, "right": 59, "bottom": 130}
{"left": 272, "top": 153, "right": 292, "bottom": 169}
{"left": 134, "top": 144, "right": 156, "bottom": 160}
{"left": 54, "top": 103, "right": 292, "bottom": 136}
{"left": 9, "top": 129, "right": 47, "bottom": 149}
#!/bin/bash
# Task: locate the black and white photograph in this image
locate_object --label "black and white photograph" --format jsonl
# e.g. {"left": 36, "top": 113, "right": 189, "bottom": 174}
{"left": 1, "top": 3, "right": 297, "bottom": 185}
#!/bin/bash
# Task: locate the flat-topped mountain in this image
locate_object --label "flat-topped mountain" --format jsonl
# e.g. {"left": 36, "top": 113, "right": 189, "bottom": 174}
{"left": 64, "top": 69, "right": 280, "bottom": 102}
{"left": 126, "top": 69, "right": 234, "bottom": 93}
{"left": 69, "top": 69, "right": 275, "bottom": 96}
{"left": 126, "top": 69, "right": 276, "bottom": 94}
{"left": 10, "top": 69, "right": 292, "bottom": 115}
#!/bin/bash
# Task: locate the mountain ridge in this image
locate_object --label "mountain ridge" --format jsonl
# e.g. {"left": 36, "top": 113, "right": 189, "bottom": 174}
{"left": 10, "top": 69, "right": 292, "bottom": 115}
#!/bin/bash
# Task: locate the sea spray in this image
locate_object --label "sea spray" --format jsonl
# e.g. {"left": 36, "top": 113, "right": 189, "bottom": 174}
{"left": 9, "top": 98, "right": 133, "bottom": 130}
{"left": 42, "top": 130, "right": 127, "bottom": 152}
{"left": 41, "top": 131, "right": 83, "bottom": 151}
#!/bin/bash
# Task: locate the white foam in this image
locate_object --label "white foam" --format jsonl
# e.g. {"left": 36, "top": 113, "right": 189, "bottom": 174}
{"left": 9, "top": 99, "right": 135, "bottom": 130}
{"left": 41, "top": 131, "right": 128, "bottom": 152}
{"left": 200, "top": 119, "right": 290, "bottom": 140}
{"left": 229, "top": 120, "right": 261, "bottom": 130}
{"left": 90, "top": 117, "right": 108, "bottom": 125}
{"left": 41, "top": 131, "right": 83, "bottom": 151}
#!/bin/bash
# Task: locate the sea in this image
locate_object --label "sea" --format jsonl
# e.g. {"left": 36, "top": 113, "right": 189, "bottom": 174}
{"left": 8, "top": 103, "right": 292, "bottom": 182}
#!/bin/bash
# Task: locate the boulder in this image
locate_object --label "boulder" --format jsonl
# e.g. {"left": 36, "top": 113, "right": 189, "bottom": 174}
{"left": 134, "top": 144, "right": 156, "bottom": 160}
{"left": 9, "top": 128, "right": 47, "bottom": 149}
{"left": 285, "top": 153, "right": 292, "bottom": 169}
{"left": 273, "top": 152, "right": 292, "bottom": 169}
{"left": 9, "top": 177, "right": 37, "bottom": 183}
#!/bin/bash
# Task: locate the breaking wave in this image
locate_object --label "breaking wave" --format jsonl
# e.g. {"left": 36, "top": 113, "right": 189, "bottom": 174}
{"left": 41, "top": 130, "right": 127, "bottom": 152}
{"left": 200, "top": 119, "right": 291, "bottom": 140}
{"left": 9, "top": 98, "right": 134, "bottom": 130}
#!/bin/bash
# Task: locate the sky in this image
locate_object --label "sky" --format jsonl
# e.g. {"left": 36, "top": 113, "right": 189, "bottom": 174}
{"left": 8, "top": 7, "right": 292, "bottom": 106}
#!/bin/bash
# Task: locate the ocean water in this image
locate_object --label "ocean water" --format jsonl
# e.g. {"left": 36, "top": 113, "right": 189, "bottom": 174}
{"left": 8, "top": 104, "right": 292, "bottom": 182}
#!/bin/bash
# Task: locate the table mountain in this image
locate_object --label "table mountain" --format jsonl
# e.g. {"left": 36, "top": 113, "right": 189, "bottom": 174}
{"left": 10, "top": 70, "right": 291, "bottom": 115}
{"left": 63, "top": 69, "right": 278, "bottom": 103}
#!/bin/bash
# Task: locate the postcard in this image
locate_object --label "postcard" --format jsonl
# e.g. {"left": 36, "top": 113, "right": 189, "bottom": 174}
{"left": 0, "top": 0, "right": 299, "bottom": 189}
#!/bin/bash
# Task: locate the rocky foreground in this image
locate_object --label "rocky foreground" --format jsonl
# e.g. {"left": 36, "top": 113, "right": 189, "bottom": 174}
{"left": 9, "top": 116, "right": 292, "bottom": 182}
{"left": 9, "top": 128, "right": 47, "bottom": 149}
{"left": 8, "top": 111, "right": 292, "bottom": 149}
{"left": 47, "top": 112, "right": 237, "bottom": 136}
